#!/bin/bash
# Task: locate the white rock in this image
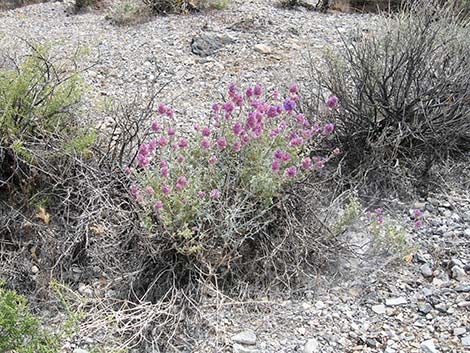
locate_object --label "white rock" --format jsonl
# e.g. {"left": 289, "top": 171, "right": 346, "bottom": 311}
{"left": 73, "top": 349, "right": 90, "bottom": 353}
{"left": 372, "top": 304, "right": 386, "bottom": 314}
{"left": 232, "top": 331, "right": 257, "bottom": 345}
{"left": 386, "top": 297, "right": 407, "bottom": 306}
{"left": 304, "top": 338, "right": 319, "bottom": 353}
{"left": 462, "top": 336, "right": 470, "bottom": 347}
{"left": 451, "top": 265, "right": 467, "bottom": 281}
{"left": 454, "top": 327, "right": 466, "bottom": 336}
{"left": 31, "top": 265, "right": 39, "bottom": 274}
{"left": 254, "top": 44, "right": 272, "bottom": 54}
{"left": 421, "top": 339, "right": 437, "bottom": 353}
{"left": 420, "top": 264, "right": 433, "bottom": 277}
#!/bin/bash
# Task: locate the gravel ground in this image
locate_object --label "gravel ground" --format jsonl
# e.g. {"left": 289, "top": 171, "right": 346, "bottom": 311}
{"left": 1, "top": 2, "right": 469, "bottom": 353}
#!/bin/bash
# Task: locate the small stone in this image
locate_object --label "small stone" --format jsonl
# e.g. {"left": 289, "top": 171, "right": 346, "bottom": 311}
{"left": 233, "top": 343, "right": 259, "bottom": 353}
{"left": 420, "top": 264, "right": 433, "bottom": 278}
{"left": 421, "top": 339, "right": 437, "bottom": 353}
{"left": 73, "top": 349, "right": 90, "bottom": 353}
{"left": 418, "top": 303, "right": 432, "bottom": 314}
{"left": 462, "top": 336, "right": 470, "bottom": 347}
{"left": 457, "top": 301, "right": 470, "bottom": 307}
{"left": 414, "top": 202, "right": 426, "bottom": 210}
{"left": 254, "top": 44, "right": 272, "bottom": 54}
{"left": 31, "top": 265, "right": 39, "bottom": 274}
{"left": 372, "top": 304, "right": 386, "bottom": 314}
{"left": 232, "top": 331, "right": 257, "bottom": 346}
{"left": 304, "top": 338, "right": 320, "bottom": 353}
{"left": 451, "top": 266, "right": 467, "bottom": 281}
{"left": 434, "top": 303, "right": 448, "bottom": 313}
{"left": 386, "top": 297, "right": 407, "bottom": 306}
{"left": 455, "top": 284, "right": 470, "bottom": 292}
{"left": 77, "top": 283, "right": 93, "bottom": 297}
{"left": 454, "top": 327, "right": 466, "bottom": 336}
{"left": 315, "top": 300, "right": 326, "bottom": 310}
{"left": 464, "top": 229, "right": 470, "bottom": 237}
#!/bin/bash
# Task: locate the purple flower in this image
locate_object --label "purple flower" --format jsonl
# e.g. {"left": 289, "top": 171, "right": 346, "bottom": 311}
{"left": 283, "top": 98, "right": 296, "bottom": 112}
{"left": 176, "top": 176, "right": 187, "bottom": 187}
{"left": 202, "top": 127, "right": 211, "bottom": 137}
{"left": 281, "top": 151, "right": 291, "bottom": 162}
{"left": 290, "top": 136, "right": 304, "bottom": 147}
{"left": 158, "top": 136, "right": 168, "bottom": 147}
{"left": 166, "top": 108, "right": 174, "bottom": 118}
{"left": 124, "top": 166, "right": 133, "bottom": 175}
{"left": 333, "top": 148, "right": 341, "bottom": 155}
{"left": 285, "top": 165, "right": 297, "bottom": 177}
{"left": 246, "top": 87, "right": 253, "bottom": 98}
{"left": 375, "top": 208, "right": 382, "bottom": 215}
{"left": 322, "top": 123, "right": 335, "bottom": 136}
{"left": 151, "top": 121, "right": 162, "bottom": 132}
{"left": 210, "top": 189, "right": 221, "bottom": 199}
{"left": 158, "top": 103, "right": 167, "bottom": 115}
{"left": 301, "top": 157, "right": 312, "bottom": 170}
{"left": 148, "top": 139, "right": 157, "bottom": 151}
{"left": 160, "top": 160, "right": 168, "bottom": 168}
{"left": 153, "top": 200, "right": 164, "bottom": 211}
{"left": 162, "top": 185, "right": 171, "bottom": 195}
{"left": 413, "top": 209, "right": 423, "bottom": 218}
{"left": 233, "top": 121, "right": 243, "bottom": 135}
{"left": 208, "top": 155, "right": 217, "bottom": 165}
{"left": 222, "top": 101, "right": 234, "bottom": 114}
{"left": 139, "top": 143, "right": 149, "bottom": 156}
{"left": 271, "top": 159, "right": 280, "bottom": 171}
{"left": 217, "top": 136, "right": 227, "bottom": 149}
{"left": 267, "top": 105, "right": 279, "bottom": 118}
{"left": 326, "top": 95, "right": 339, "bottom": 109}
{"left": 201, "top": 137, "right": 211, "bottom": 149}
{"left": 177, "top": 155, "right": 185, "bottom": 163}
{"left": 167, "top": 127, "right": 176, "bottom": 136}
{"left": 198, "top": 191, "right": 206, "bottom": 198}
{"left": 160, "top": 167, "right": 169, "bottom": 177}
{"left": 289, "top": 83, "right": 298, "bottom": 94}
{"left": 414, "top": 219, "right": 423, "bottom": 229}
{"left": 274, "top": 148, "right": 284, "bottom": 160}
{"left": 254, "top": 84, "right": 262, "bottom": 97}
{"left": 137, "top": 154, "right": 150, "bottom": 168}
{"left": 144, "top": 186, "right": 154, "bottom": 195}
{"left": 232, "top": 140, "right": 242, "bottom": 152}
{"left": 178, "top": 137, "right": 188, "bottom": 148}
{"left": 130, "top": 184, "right": 139, "bottom": 197}
{"left": 212, "top": 103, "right": 219, "bottom": 112}
{"left": 313, "top": 123, "right": 321, "bottom": 133}
{"left": 314, "top": 157, "right": 324, "bottom": 169}
{"left": 193, "top": 123, "right": 200, "bottom": 131}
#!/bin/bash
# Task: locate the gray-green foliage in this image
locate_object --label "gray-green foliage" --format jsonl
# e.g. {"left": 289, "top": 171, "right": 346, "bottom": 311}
{"left": 0, "top": 283, "right": 61, "bottom": 353}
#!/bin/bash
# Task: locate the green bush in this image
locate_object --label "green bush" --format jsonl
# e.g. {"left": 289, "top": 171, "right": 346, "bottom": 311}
{"left": 314, "top": 0, "right": 470, "bottom": 193}
{"left": 0, "top": 284, "right": 60, "bottom": 353}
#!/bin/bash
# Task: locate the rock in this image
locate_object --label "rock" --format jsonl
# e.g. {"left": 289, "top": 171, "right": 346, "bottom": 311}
{"left": 420, "top": 264, "right": 433, "bottom": 278}
{"left": 453, "top": 327, "right": 466, "bottom": 336}
{"left": 414, "top": 202, "right": 426, "bottom": 210}
{"left": 315, "top": 300, "right": 326, "bottom": 310}
{"left": 451, "top": 266, "right": 467, "bottom": 281}
{"left": 232, "top": 331, "right": 257, "bottom": 345}
{"left": 451, "top": 258, "right": 465, "bottom": 268}
{"left": 418, "top": 303, "right": 432, "bottom": 314}
{"left": 457, "top": 301, "right": 470, "bottom": 307}
{"left": 464, "top": 228, "right": 470, "bottom": 237}
{"left": 372, "top": 304, "right": 386, "bottom": 314}
{"left": 386, "top": 297, "right": 407, "bottom": 306}
{"left": 462, "top": 336, "right": 470, "bottom": 347}
{"left": 455, "top": 284, "right": 470, "bottom": 292}
{"left": 421, "top": 339, "right": 437, "bottom": 353}
{"left": 303, "top": 338, "right": 319, "bottom": 353}
{"left": 190, "top": 33, "right": 235, "bottom": 57}
{"left": 254, "top": 44, "right": 272, "bottom": 54}
{"left": 78, "top": 283, "right": 93, "bottom": 297}
{"left": 73, "top": 349, "right": 90, "bottom": 353}
{"left": 233, "top": 343, "right": 259, "bottom": 353}
{"left": 31, "top": 265, "right": 39, "bottom": 274}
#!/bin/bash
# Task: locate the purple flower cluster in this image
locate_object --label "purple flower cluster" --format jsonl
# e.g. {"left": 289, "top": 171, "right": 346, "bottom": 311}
{"left": 127, "top": 83, "right": 339, "bottom": 220}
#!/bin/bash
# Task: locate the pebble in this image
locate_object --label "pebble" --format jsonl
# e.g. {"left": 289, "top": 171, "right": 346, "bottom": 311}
{"left": 451, "top": 266, "right": 467, "bottom": 281}
{"left": 303, "top": 338, "right": 319, "bottom": 353}
{"left": 421, "top": 339, "right": 437, "bottom": 353}
{"left": 254, "top": 43, "right": 272, "bottom": 54}
{"left": 232, "top": 331, "right": 257, "bottom": 345}
{"left": 372, "top": 304, "right": 386, "bottom": 314}
{"left": 386, "top": 297, "right": 407, "bottom": 306}
{"left": 420, "top": 263, "right": 433, "bottom": 277}
{"left": 73, "top": 349, "right": 89, "bottom": 353}
{"left": 453, "top": 327, "right": 466, "bottom": 336}
{"left": 418, "top": 303, "right": 432, "bottom": 314}
{"left": 462, "top": 336, "right": 470, "bottom": 346}
{"left": 31, "top": 265, "right": 39, "bottom": 274}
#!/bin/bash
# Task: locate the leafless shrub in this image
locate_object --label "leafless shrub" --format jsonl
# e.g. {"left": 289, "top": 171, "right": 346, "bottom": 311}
{"left": 309, "top": 0, "right": 470, "bottom": 196}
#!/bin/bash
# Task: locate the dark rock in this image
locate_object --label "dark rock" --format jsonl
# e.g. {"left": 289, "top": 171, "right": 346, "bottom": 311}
{"left": 191, "top": 33, "right": 236, "bottom": 57}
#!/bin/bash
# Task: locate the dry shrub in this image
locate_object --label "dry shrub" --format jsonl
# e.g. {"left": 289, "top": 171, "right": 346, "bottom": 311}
{"left": 310, "top": 0, "right": 470, "bottom": 195}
